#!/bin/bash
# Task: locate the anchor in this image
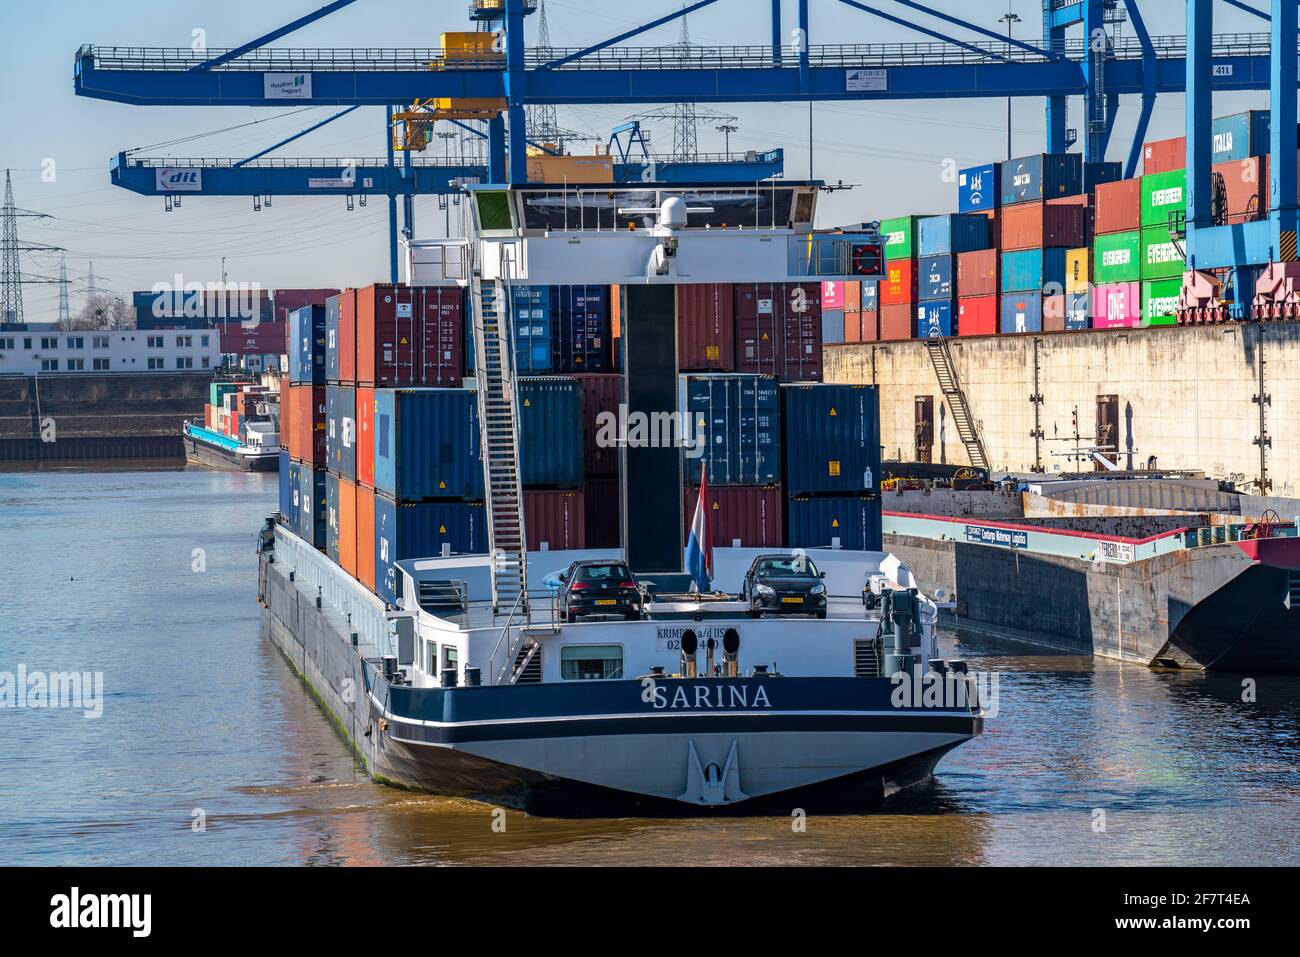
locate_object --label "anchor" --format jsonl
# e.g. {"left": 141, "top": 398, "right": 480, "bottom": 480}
{"left": 679, "top": 739, "right": 747, "bottom": 805}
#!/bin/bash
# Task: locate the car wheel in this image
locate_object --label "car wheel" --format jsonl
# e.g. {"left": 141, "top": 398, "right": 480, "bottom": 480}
{"left": 815, "top": 610, "right": 827, "bottom": 620}
{"left": 566, "top": 611, "right": 576, "bottom": 624}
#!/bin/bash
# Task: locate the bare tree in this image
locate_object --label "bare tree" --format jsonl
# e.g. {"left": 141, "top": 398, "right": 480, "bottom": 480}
{"left": 64, "top": 293, "right": 130, "bottom": 330}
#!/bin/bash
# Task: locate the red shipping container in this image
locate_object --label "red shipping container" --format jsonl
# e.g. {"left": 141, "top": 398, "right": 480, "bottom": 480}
{"left": 860, "top": 310, "right": 879, "bottom": 342}
{"left": 583, "top": 476, "right": 620, "bottom": 548}
{"left": 957, "top": 296, "right": 998, "bottom": 337}
{"left": 355, "top": 284, "right": 463, "bottom": 387}
{"left": 229, "top": 410, "right": 240, "bottom": 440}
{"left": 332, "top": 289, "right": 353, "bottom": 382}
{"left": 290, "top": 384, "right": 327, "bottom": 466}
{"left": 204, "top": 404, "right": 217, "bottom": 430}
{"left": 525, "top": 489, "right": 586, "bottom": 551}
{"left": 1094, "top": 178, "right": 1143, "bottom": 234}
{"left": 1144, "top": 136, "right": 1186, "bottom": 175}
{"left": 1042, "top": 293, "right": 1067, "bottom": 333}
{"left": 355, "top": 385, "right": 375, "bottom": 489}
{"left": 573, "top": 373, "right": 621, "bottom": 478}
{"left": 677, "top": 283, "right": 735, "bottom": 371}
{"left": 880, "top": 259, "right": 916, "bottom": 305}
{"left": 1000, "top": 201, "right": 1086, "bottom": 251}
{"left": 218, "top": 320, "right": 286, "bottom": 356}
{"left": 843, "top": 311, "right": 862, "bottom": 343}
{"left": 1218, "top": 155, "right": 1267, "bottom": 224}
{"left": 956, "top": 249, "right": 998, "bottom": 297}
{"left": 880, "top": 303, "right": 914, "bottom": 341}
{"left": 355, "top": 483, "right": 376, "bottom": 593}
{"left": 843, "top": 281, "right": 862, "bottom": 314}
{"left": 683, "top": 484, "right": 783, "bottom": 549}
{"left": 734, "top": 282, "right": 822, "bottom": 382}
{"left": 274, "top": 288, "right": 340, "bottom": 327}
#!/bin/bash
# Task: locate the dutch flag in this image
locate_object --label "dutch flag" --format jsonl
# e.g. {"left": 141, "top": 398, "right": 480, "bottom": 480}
{"left": 686, "top": 468, "right": 712, "bottom": 594}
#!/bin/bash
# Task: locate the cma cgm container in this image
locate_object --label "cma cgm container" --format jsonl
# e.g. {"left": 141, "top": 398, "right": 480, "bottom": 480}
{"left": 573, "top": 373, "right": 621, "bottom": 478}
{"left": 296, "top": 464, "right": 329, "bottom": 549}
{"left": 1093, "top": 283, "right": 1142, "bottom": 329}
{"left": 1001, "top": 153, "right": 1083, "bottom": 205}
{"left": 734, "top": 282, "right": 822, "bottom": 382}
{"left": 880, "top": 215, "right": 928, "bottom": 260}
{"left": 685, "top": 374, "right": 780, "bottom": 486}
{"left": 355, "top": 284, "right": 462, "bottom": 388}
{"left": 917, "top": 255, "right": 955, "bottom": 301}
{"left": 880, "top": 304, "right": 914, "bottom": 341}
{"left": 958, "top": 296, "right": 998, "bottom": 337}
{"left": 677, "top": 283, "right": 735, "bottom": 371}
{"left": 1001, "top": 248, "right": 1068, "bottom": 292}
{"left": 1212, "top": 110, "right": 1270, "bottom": 164}
{"left": 288, "top": 383, "right": 326, "bottom": 466}
{"left": 512, "top": 285, "right": 553, "bottom": 372}
{"left": 956, "top": 249, "right": 998, "bottom": 298}
{"left": 1001, "top": 293, "right": 1045, "bottom": 334}
{"left": 325, "top": 291, "right": 355, "bottom": 384}
{"left": 1094, "top": 178, "right": 1142, "bottom": 234}
{"left": 880, "top": 260, "right": 916, "bottom": 306}
{"left": 683, "top": 484, "right": 784, "bottom": 549}
{"left": 373, "top": 388, "right": 481, "bottom": 501}
{"left": 326, "top": 384, "right": 356, "bottom": 480}
{"left": 1094, "top": 230, "right": 1142, "bottom": 284}
{"left": 355, "top": 484, "right": 377, "bottom": 592}
{"left": 551, "top": 285, "right": 611, "bottom": 373}
{"left": 1000, "top": 202, "right": 1086, "bottom": 251}
{"left": 518, "top": 376, "right": 583, "bottom": 487}
{"left": 786, "top": 496, "right": 882, "bottom": 552}
{"left": 374, "top": 497, "right": 486, "bottom": 607}
{"left": 355, "top": 386, "right": 376, "bottom": 488}
{"left": 917, "top": 214, "right": 990, "bottom": 257}
{"left": 917, "top": 300, "right": 956, "bottom": 338}
{"left": 957, "top": 163, "right": 1001, "bottom": 213}
{"left": 1143, "top": 136, "right": 1185, "bottom": 176}
{"left": 1141, "top": 169, "right": 1186, "bottom": 228}
{"left": 781, "top": 384, "right": 880, "bottom": 496}
{"left": 1141, "top": 225, "right": 1185, "bottom": 280}
{"left": 524, "top": 489, "right": 586, "bottom": 551}
{"left": 288, "top": 305, "right": 326, "bottom": 384}
{"left": 1143, "top": 278, "right": 1182, "bottom": 327}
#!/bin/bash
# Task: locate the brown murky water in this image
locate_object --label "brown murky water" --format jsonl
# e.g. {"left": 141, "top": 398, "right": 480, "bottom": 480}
{"left": 4, "top": 469, "right": 1300, "bottom": 865}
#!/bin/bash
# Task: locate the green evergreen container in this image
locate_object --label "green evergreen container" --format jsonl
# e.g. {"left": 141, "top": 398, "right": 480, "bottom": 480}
{"left": 1093, "top": 231, "right": 1142, "bottom": 284}
{"left": 1141, "top": 169, "right": 1186, "bottom": 228}
{"left": 1142, "top": 278, "right": 1182, "bottom": 327}
{"left": 1141, "top": 225, "right": 1185, "bottom": 281}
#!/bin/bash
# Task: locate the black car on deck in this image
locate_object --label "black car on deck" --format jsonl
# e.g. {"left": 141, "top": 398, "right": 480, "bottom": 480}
{"left": 557, "top": 560, "right": 644, "bottom": 623}
{"left": 741, "top": 554, "right": 828, "bottom": 619}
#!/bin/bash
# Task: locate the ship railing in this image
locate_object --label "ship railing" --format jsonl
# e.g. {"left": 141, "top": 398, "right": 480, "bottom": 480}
{"left": 487, "top": 588, "right": 529, "bottom": 687}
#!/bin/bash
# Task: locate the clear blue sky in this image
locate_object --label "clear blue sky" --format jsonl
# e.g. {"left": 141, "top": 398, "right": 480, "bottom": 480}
{"left": 0, "top": 0, "right": 1275, "bottom": 321}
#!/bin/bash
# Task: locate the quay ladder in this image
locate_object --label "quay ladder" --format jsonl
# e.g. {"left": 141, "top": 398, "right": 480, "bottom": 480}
{"left": 924, "top": 334, "right": 989, "bottom": 472}
{"left": 469, "top": 266, "right": 529, "bottom": 617}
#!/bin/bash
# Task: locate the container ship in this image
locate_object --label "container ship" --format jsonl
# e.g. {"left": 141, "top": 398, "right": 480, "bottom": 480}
{"left": 258, "top": 182, "right": 983, "bottom": 814}
{"left": 183, "top": 379, "right": 282, "bottom": 471}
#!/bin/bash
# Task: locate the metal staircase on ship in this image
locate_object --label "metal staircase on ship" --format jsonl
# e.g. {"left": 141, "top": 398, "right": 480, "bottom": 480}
{"left": 468, "top": 258, "right": 530, "bottom": 619}
{"left": 924, "top": 335, "right": 989, "bottom": 472}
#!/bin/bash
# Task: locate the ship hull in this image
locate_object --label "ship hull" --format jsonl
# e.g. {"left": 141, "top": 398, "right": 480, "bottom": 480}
{"left": 184, "top": 433, "right": 278, "bottom": 472}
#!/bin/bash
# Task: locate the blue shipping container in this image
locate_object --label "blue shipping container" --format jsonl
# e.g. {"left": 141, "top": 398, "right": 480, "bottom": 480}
{"left": 518, "top": 376, "right": 583, "bottom": 487}
{"left": 1212, "top": 110, "right": 1270, "bottom": 164}
{"left": 1065, "top": 291, "right": 1091, "bottom": 331}
{"left": 374, "top": 496, "right": 487, "bottom": 606}
{"left": 958, "top": 163, "right": 1001, "bottom": 213}
{"left": 297, "top": 465, "right": 329, "bottom": 548}
{"left": 1001, "top": 248, "right": 1069, "bottom": 293}
{"left": 325, "top": 294, "right": 342, "bottom": 382}
{"left": 289, "top": 305, "right": 326, "bottom": 384}
{"left": 917, "top": 300, "right": 956, "bottom": 338}
{"left": 917, "top": 215, "right": 991, "bottom": 257}
{"left": 917, "top": 255, "right": 956, "bottom": 302}
{"left": 551, "top": 285, "right": 611, "bottom": 373}
{"left": 512, "top": 286, "right": 553, "bottom": 373}
{"left": 1000, "top": 293, "right": 1045, "bottom": 334}
{"left": 860, "top": 280, "right": 879, "bottom": 312}
{"left": 786, "top": 496, "right": 883, "bottom": 552}
{"left": 326, "top": 383, "right": 357, "bottom": 480}
{"left": 373, "top": 388, "right": 482, "bottom": 501}
{"left": 1084, "top": 161, "right": 1123, "bottom": 193}
{"left": 326, "top": 472, "right": 341, "bottom": 565}
{"left": 685, "top": 375, "right": 780, "bottom": 486}
{"left": 278, "top": 450, "right": 292, "bottom": 524}
{"left": 781, "top": 384, "right": 881, "bottom": 496}
{"left": 1001, "top": 153, "right": 1083, "bottom": 206}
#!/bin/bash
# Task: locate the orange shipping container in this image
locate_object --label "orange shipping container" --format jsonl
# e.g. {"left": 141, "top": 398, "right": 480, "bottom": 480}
{"left": 880, "top": 303, "right": 914, "bottom": 341}
{"left": 356, "top": 386, "right": 375, "bottom": 488}
{"left": 860, "top": 310, "right": 879, "bottom": 342}
{"left": 956, "top": 249, "right": 998, "bottom": 297}
{"left": 880, "top": 260, "right": 916, "bottom": 306}
{"left": 1218, "top": 155, "right": 1268, "bottom": 225}
{"left": 1094, "top": 178, "right": 1143, "bottom": 234}
{"left": 1144, "top": 136, "right": 1186, "bottom": 175}
{"left": 1042, "top": 294, "right": 1067, "bottom": 333}
{"left": 957, "top": 296, "right": 998, "bottom": 337}
{"left": 355, "top": 484, "right": 376, "bottom": 593}
{"left": 338, "top": 476, "right": 357, "bottom": 579}
{"left": 843, "top": 311, "right": 862, "bottom": 343}
{"left": 843, "top": 281, "right": 862, "bottom": 313}
{"left": 1000, "top": 201, "right": 1086, "bottom": 251}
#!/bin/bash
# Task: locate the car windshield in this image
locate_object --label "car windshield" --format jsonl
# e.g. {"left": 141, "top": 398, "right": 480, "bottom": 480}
{"left": 575, "top": 564, "right": 632, "bottom": 583}
{"left": 755, "top": 557, "right": 819, "bottom": 579}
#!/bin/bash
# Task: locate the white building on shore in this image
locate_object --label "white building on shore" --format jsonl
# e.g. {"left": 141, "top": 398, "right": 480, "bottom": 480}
{"left": 0, "top": 329, "right": 223, "bottom": 375}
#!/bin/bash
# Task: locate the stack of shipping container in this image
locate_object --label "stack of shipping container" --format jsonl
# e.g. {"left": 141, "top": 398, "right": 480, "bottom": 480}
{"left": 280, "top": 303, "right": 329, "bottom": 552}
{"left": 879, "top": 215, "right": 927, "bottom": 340}
{"left": 917, "top": 213, "right": 993, "bottom": 337}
